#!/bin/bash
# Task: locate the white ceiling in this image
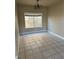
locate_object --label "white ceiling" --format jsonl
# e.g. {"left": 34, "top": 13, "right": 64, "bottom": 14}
{"left": 16, "top": 0, "right": 62, "bottom": 7}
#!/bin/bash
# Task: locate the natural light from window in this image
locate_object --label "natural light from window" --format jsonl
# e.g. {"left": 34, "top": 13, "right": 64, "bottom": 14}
{"left": 24, "top": 13, "right": 42, "bottom": 28}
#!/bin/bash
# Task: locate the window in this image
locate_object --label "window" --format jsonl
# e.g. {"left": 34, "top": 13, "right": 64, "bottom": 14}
{"left": 24, "top": 13, "right": 42, "bottom": 28}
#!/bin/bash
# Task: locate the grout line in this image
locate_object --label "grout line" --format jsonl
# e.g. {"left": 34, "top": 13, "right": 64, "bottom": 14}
{"left": 19, "top": 32, "right": 64, "bottom": 59}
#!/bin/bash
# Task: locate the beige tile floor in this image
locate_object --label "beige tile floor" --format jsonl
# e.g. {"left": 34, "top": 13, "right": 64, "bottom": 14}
{"left": 18, "top": 33, "right": 64, "bottom": 59}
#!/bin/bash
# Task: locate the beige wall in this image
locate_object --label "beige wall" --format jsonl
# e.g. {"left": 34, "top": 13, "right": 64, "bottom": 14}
{"left": 17, "top": 0, "right": 64, "bottom": 36}
{"left": 17, "top": 4, "right": 48, "bottom": 34}
{"left": 15, "top": 5, "right": 20, "bottom": 59}
{"left": 48, "top": 0, "right": 64, "bottom": 37}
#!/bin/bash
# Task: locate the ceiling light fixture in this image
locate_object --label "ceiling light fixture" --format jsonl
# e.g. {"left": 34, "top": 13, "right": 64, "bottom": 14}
{"left": 34, "top": 0, "right": 40, "bottom": 9}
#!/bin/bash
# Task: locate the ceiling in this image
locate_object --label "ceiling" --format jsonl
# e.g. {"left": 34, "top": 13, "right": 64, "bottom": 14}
{"left": 16, "top": 0, "right": 62, "bottom": 7}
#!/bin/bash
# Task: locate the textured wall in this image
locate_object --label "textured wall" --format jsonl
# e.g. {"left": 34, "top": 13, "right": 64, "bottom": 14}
{"left": 48, "top": 0, "right": 64, "bottom": 37}
{"left": 17, "top": 5, "right": 48, "bottom": 34}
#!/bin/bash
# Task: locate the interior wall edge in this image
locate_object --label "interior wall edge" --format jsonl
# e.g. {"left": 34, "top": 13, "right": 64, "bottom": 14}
{"left": 15, "top": 5, "right": 20, "bottom": 59}
{"left": 48, "top": 31, "right": 64, "bottom": 40}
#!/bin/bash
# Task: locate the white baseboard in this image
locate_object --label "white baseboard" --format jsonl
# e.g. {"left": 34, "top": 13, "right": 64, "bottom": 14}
{"left": 20, "top": 30, "right": 47, "bottom": 35}
{"left": 48, "top": 31, "right": 64, "bottom": 39}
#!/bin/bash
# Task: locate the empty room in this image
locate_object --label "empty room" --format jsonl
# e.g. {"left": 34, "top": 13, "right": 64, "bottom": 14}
{"left": 15, "top": 0, "right": 64, "bottom": 59}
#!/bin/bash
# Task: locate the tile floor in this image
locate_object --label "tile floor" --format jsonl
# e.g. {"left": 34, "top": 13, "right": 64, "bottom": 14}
{"left": 18, "top": 33, "right": 64, "bottom": 59}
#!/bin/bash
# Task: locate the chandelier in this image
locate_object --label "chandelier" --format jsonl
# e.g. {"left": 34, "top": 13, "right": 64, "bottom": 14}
{"left": 34, "top": 0, "right": 40, "bottom": 9}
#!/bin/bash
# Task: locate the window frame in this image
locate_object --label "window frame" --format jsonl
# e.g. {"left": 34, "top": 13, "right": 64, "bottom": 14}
{"left": 24, "top": 14, "right": 43, "bottom": 29}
